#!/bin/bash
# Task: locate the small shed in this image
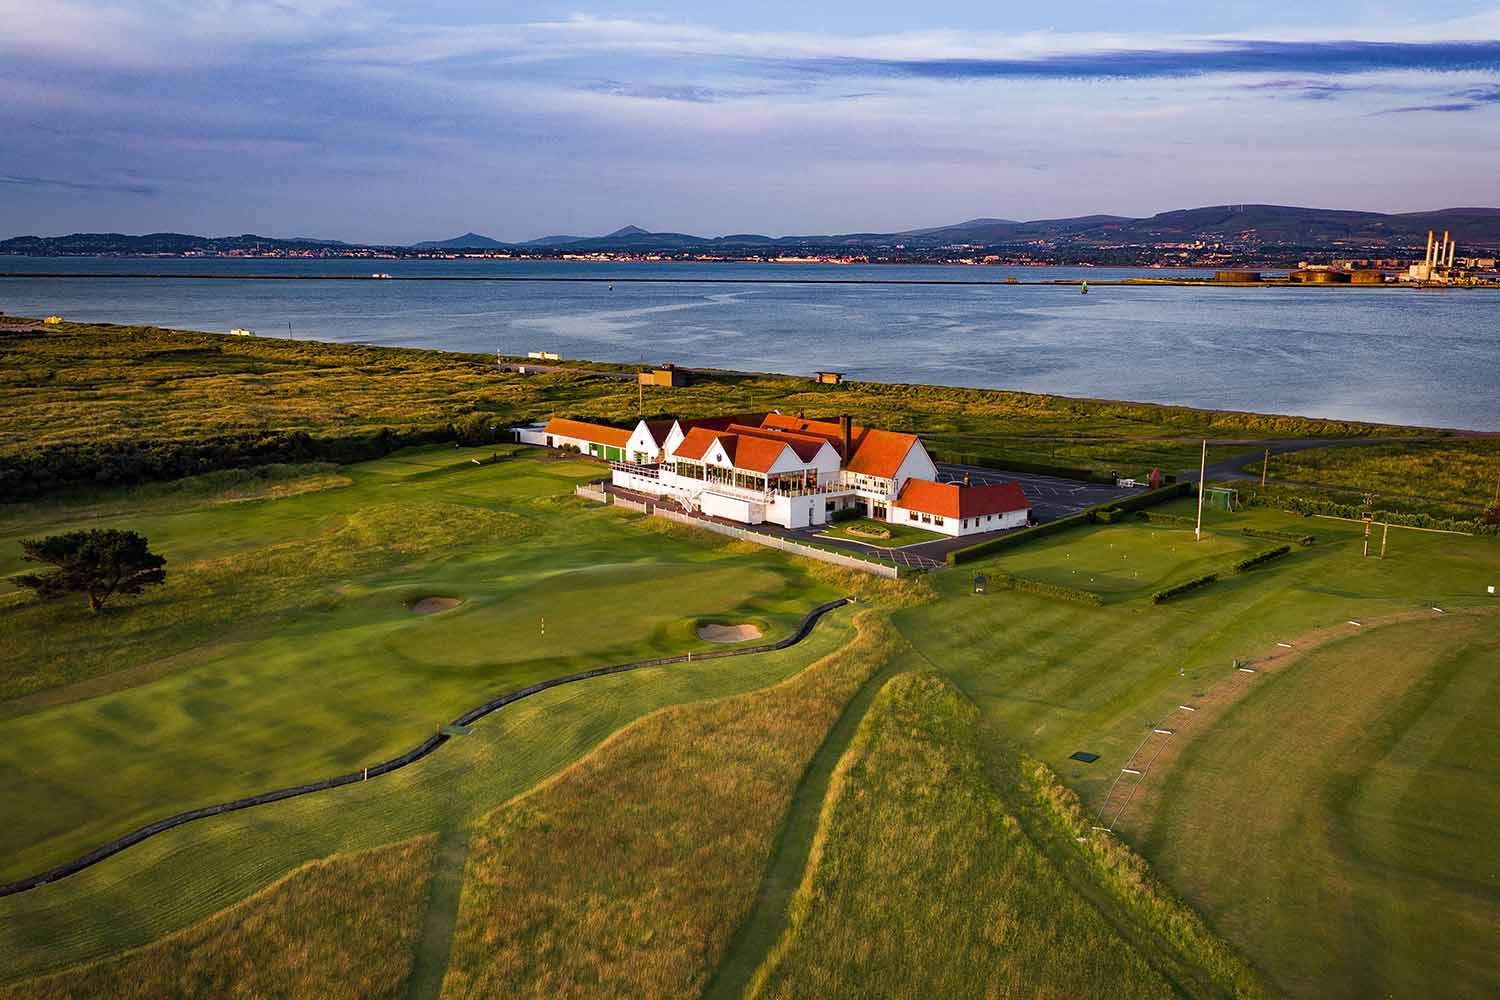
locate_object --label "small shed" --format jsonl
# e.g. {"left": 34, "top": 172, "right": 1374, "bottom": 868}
{"left": 639, "top": 365, "right": 688, "bottom": 387}
{"left": 814, "top": 371, "right": 844, "bottom": 385}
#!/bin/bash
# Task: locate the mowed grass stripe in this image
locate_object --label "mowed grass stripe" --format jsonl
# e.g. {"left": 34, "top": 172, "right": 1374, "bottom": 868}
{"left": 440, "top": 612, "right": 905, "bottom": 1000}
{"left": 0, "top": 836, "right": 437, "bottom": 1000}
{"left": 1143, "top": 613, "right": 1500, "bottom": 999}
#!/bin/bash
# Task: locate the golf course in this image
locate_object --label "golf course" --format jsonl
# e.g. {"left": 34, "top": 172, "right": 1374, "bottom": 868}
{"left": 2, "top": 321, "right": 1498, "bottom": 998}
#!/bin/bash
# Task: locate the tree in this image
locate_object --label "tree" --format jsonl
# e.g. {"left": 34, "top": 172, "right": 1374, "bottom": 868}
{"left": 14, "top": 529, "right": 167, "bottom": 612}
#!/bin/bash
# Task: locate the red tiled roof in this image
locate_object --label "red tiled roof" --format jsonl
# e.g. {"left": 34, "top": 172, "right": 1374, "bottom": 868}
{"left": 670, "top": 426, "right": 794, "bottom": 474}
{"left": 544, "top": 417, "right": 633, "bottom": 448}
{"left": 723, "top": 424, "right": 830, "bottom": 463}
{"left": 676, "top": 413, "right": 769, "bottom": 434}
{"left": 896, "top": 479, "right": 1029, "bottom": 519}
{"left": 760, "top": 414, "right": 918, "bottom": 479}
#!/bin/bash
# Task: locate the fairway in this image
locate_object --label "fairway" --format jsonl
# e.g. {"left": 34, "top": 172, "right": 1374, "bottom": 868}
{"left": 0, "top": 445, "right": 838, "bottom": 889}
{"left": 1140, "top": 612, "right": 1500, "bottom": 999}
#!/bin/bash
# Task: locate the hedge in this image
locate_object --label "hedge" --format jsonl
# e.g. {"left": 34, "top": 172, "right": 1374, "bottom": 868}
{"left": 948, "top": 512, "right": 1091, "bottom": 565}
{"left": 1152, "top": 573, "right": 1219, "bottom": 604}
{"left": 985, "top": 571, "right": 1104, "bottom": 607}
{"left": 1241, "top": 527, "right": 1315, "bottom": 546}
{"left": 1232, "top": 545, "right": 1292, "bottom": 573}
{"left": 1140, "top": 511, "right": 1198, "bottom": 527}
{"left": 947, "top": 481, "right": 1196, "bottom": 565}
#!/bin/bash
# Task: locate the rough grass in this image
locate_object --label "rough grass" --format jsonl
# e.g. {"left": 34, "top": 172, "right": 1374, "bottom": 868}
{"left": 748, "top": 671, "right": 1254, "bottom": 999}
{"left": 1, "top": 320, "right": 1420, "bottom": 482}
{"left": 1, "top": 836, "right": 437, "bottom": 1000}
{"left": 820, "top": 517, "right": 944, "bottom": 547}
{"left": 440, "top": 612, "right": 906, "bottom": 1000}
{"left": 1268, "top": 439, "right": 1500, "bottom": 507}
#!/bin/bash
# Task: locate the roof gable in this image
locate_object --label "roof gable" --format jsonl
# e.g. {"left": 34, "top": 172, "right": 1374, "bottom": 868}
{"left": 760, "top": 414, "right": 917, "bottom": 478}
{"left": 896, "top": 479, "right": 1029, "bottom": 518}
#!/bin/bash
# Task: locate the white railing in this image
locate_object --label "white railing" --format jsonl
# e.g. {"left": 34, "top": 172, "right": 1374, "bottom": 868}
{"left": 610, "top": 460, "right": 659, "bottom": 479}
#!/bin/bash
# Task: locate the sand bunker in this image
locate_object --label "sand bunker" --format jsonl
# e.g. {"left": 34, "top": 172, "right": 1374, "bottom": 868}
{"left": 410, "top": 596, "right": 463, "bottom": 615}
{"left": 697, "top": 622, "right": 763, "bottom": 643}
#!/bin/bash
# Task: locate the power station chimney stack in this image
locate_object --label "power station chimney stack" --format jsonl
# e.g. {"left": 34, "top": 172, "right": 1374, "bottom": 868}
{"left": 1442, "top": 231, "right": 1451, "bottom": 270}
{"left": 1447, "top": 235, "right": 1457, "bottom": 268}
{"left": 1426, "top": 229, "right": 1436, "bottom": 269}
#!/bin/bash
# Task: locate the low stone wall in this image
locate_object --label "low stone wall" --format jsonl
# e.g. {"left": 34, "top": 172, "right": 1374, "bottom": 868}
{"left": 651, "top": 508, "right": 899, "bottom": 579}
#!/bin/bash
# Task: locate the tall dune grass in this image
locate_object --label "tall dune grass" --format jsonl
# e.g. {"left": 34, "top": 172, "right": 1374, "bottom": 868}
{"left": 1, "top": 837, "right": 436, "bottom": 1000}
{"left": 440, "top": 612, "right": 906, "bottom": 1000}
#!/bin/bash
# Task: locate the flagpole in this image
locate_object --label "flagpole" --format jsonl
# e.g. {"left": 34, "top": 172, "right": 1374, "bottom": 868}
{"left": 1195, "top": 439, "right": 1207, "bottom": 542}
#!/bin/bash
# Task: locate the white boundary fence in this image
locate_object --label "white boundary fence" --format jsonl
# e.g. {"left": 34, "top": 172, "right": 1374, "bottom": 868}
{"left": 575, "top": 483, "right": 609, "bottom": 503}
{"left": 613, "top": 495, "right": 653, "bottom": 514}
{"left": 651, "top": 508, "right": 900, "bottom": 579}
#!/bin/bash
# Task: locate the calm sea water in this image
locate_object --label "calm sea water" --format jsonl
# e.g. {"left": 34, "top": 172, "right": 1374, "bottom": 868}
{"left": 2, "top": 258, "right": 1496, "bottom": 430}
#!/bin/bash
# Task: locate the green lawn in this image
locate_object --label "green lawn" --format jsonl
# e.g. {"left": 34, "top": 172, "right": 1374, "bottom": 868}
{"left": 0, "top": 445, "right": 839, "bottom": 896}
{"left": 819, "top": 518, "right": 944, "bottom": 548}
{"left": 989, "top": 518, "right": 1255, "bottom": 600}
{"left": 1141, "top": 613, "right": 1500, "bottom": 999}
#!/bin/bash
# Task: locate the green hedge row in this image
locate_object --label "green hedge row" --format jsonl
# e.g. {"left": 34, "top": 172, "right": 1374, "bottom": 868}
{"left": 985, "top": 571, "right": 1104, "bottom": 607}
{"left": 948, "top": 512, "right": 1091, "bottom": 564}
{"left": 1241, "top": 527, "right": 1315, "bottom": 546}
{"left": 1233, "top": 545, "right": 1292, "bottom": 573}
{"left": 1152, "top": 573, "right": 1219, "bottom": 604}
{"left": 1140, "top": 511, "right": 1198, "bottom": 527}
{"left": 947, "top": 481, "right": 1196, "bottom": 565}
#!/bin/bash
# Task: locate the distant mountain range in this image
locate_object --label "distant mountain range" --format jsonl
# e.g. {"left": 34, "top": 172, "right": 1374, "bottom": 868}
{"left": 6, "top": 205, "right": 1500, "bottom": 256}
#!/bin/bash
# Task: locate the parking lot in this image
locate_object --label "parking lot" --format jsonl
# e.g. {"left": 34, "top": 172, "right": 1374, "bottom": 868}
{"left": 934, "top": 463, "right": 1144, "bottom": 523}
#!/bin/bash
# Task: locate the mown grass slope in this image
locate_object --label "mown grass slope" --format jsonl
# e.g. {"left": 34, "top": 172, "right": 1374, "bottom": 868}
{"left": 441, "top": 613, "right": 906, "bottom": 1000}
{"left": 1, "top": 836, "right": 436, "bottom": 1000}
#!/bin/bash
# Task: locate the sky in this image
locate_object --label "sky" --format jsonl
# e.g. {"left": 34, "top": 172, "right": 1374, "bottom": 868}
{"left": 2, "top": 1, "right": 1499, "bottom": 244}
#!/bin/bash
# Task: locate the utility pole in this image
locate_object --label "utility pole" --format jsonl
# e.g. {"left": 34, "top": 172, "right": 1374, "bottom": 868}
{"left": 1195, "top": 439, "right": 1207, "bottom": 542}
{"left": 1380, "top": 522, "right": 1389, "bottom": 559}
{"left": 287, "top": 321, "right": 293, "bottom": 340}
{"left": 1362, "top": 492, "right": 1376, "bottom": 557}
{"left": 1261, "top": 448, "right": 1269, "bottom": 489}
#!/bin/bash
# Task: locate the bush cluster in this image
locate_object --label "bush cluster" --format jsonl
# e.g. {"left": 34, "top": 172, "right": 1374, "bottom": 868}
{"left": 997, "top": 572, "right": 1105, "bottom": 607}
{"left": 1151, "top": 574, "right": 1219, "bottom": 604}
{"left": 1139, "top": 511, "right": 1197, "bottom": 527}
{"left": 1241, "top": 527, "right": 1315, "bottom": 546}
{"left": 1232, "top": 545, "right": 1292, "bottom": 573}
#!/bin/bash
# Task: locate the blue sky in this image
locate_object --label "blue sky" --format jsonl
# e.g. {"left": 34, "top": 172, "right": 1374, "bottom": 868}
{"left": 2, "top": 2, "right": 1499, "bottom": 243}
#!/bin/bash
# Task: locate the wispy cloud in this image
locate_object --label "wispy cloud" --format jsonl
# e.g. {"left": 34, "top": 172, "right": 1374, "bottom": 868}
{"left": 0, "top": 173, "right": 158, "bottom": 195}
{"left": 1374, "top": 101, "right": 1484, "bottom": 114}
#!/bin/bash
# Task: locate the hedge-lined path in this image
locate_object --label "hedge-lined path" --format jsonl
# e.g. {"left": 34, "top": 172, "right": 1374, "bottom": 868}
{"left": 0, "top": 598, "right": 852, "bottom": 900}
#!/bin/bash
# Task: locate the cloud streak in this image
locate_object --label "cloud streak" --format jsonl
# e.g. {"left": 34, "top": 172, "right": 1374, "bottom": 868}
{"left": 0, "top": 173, "right": 158, "bottom": 196}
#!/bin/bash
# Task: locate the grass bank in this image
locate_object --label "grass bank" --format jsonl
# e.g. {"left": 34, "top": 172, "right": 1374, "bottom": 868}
{"left": 441, "top": 612, "right": 906, "bottom": 1000}
{"left": 1, "top": 836, "right": 436, "bottom": 1000}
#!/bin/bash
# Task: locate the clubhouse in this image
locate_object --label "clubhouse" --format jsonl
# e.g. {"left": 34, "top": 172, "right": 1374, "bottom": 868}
{"left": 530, "top": 413, "right": 1030, "bottom": 536}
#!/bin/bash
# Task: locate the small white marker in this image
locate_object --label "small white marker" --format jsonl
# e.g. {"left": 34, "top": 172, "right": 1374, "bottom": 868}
{"left": 1122, "top": 767, "right": 1142, "bottom": 774}
{"left": 1178, "top": 705, "right": 1197, "bottom": 712}
{"left": 1348, "top": 620, "right": 1362, "bottom": 627}
{"left": 1238, "top": 667, "right": 1257, "bottom": 674}
{"left": 1153, "top": 728, "right": 1174, "bottom": 735}
{"left": 1431, "top": 607, "right": 1444, "bottom": 614}
{"left": 1277, "top": 642, "right": 1294, "bottom": 648}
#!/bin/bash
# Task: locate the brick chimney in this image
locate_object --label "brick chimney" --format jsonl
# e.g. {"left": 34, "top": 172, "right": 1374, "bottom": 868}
{"left": 840, "top": 415, "right": 852, "bottom": 462}
{"left": 963, "top": 472, "right": 970, "bottom": 487}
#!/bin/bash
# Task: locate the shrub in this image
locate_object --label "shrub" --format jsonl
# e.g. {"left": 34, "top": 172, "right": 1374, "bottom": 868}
{"left": 829, "top": 506, "right": 863, "bottom": 524}
{"left": 1232, "top": 545, "right": 1292, "bottom": 573}
{"left": 1241, "top": 527, "right": 1314, "bottom": 546}
{"left": 1002, "top": 573, "right": 1105, "bottom": 607}
{"left": 1152, "top": 573, "right": 1219, "bottom": 604}
{"left": 1140, "top": 511, "right": 1197, "bottom": 527}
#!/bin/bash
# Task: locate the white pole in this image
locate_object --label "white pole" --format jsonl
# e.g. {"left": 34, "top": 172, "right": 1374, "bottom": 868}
{"left": 1195, "top": 440, "right": 1207, "bottom": 542}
